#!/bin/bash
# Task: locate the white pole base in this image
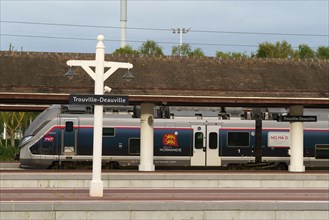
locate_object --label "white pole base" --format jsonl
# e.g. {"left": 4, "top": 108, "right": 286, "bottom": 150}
{"left": 139, "top": 164, "right": 155, "bottom": 171}
{"left": 289, "top": 165, "right": 305, "bottom": 172}
{"left": 89, "top": 180, "right": 104, "bottom": 197}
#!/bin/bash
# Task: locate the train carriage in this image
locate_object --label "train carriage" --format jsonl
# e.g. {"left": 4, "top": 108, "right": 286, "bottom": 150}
{"left": 19, "top": 105, "right": 329, "bottom": 169}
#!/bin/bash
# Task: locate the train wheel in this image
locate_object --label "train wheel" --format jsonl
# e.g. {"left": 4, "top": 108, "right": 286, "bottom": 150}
{"left": 48, "top": 161, "right": 62, "bottom": 169}
{"left": 227, "top": 163, "right": 239, "bottom": 170}
{"left": 277, "top": 162, "right": 288, "bottom": 170}
{"left": 105, "top": 162, "right": 120, "bottom": 170}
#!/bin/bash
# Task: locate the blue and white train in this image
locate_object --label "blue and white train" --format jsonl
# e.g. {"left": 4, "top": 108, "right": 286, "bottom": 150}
{"left": 19, "top": 105, "right": 329, "bottom": 169}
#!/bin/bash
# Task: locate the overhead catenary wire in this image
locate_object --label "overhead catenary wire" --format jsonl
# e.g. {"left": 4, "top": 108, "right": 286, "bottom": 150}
{"left": 1, "top": 20, "right": 327, "bottom": 51}
{"left": 1, "top": 20, "right": 328, "bottom": 37}
{"left": 0, "top": 33, "right": 262, "bottom": 49}
{"left": 1, "top": 0, "right": 327, "bottom": 2}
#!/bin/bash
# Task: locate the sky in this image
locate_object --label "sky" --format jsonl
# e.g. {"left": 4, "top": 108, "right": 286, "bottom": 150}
{"left": 0, "top": 0, "right": 328, "bottom": 57}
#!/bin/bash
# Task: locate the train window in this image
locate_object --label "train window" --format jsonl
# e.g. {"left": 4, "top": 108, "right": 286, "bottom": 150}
{"left": 195, "top": 132, "right": 204, "bottom": 149}
{"left": 209, "top": 132, "right": 218, "bottom": 149}
{"left": 29, "top": 142, "right": 41, "bottom": 154}
{"left": 65, "top": 121, "right": 74, "bottom": 132}
{"left": 315, "top": 144, "right": 329, "bottom": 159}
{"left": 103, "top": 128, "right": 115, "bottom": 137}
{"left": 129, "top": 138, "right": 140, "bottom": 154}
{"left": 227, "top": 132, "right": 250, "bottom": 147}
{"left": 33, "top": 120, "right": 51, "bottom": 136}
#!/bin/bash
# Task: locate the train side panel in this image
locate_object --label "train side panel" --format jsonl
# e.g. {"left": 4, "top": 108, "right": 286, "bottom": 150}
{"left": 19, "top": 108, "right": 329, "bottom": 169}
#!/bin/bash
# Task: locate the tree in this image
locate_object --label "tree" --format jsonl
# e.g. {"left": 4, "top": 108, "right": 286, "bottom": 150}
{"left": 112, "top": 45, "right": 139, "bottom": 55}
{"left": 256, "top": 40, "right": 294, "bottom": 58}
{"left": 171, "top": 44, "right": 205, "bottom": 57}
{"left": 317, "top": 46, "right": 329, "bottom": 59}
{"left": 0, "top": 112, "right": 25, "bottom": 147}
{"left": 295, "top": 44, "right": 315, "bottom": 59}
{"left": 139, "top": 40, "right": 164, "bottom": 56}
{"left": 275, "top": 40, "right": 294, "bottom": 58}
{"left": 189, "top": 48, "right": 205, "bottom": 57}
{"left": 0, "top": 112, "right": 37, "bottom": 147}
{"left": 216, "top": 51, "right": 230, "bottom": 59}
{"left": 256, "top": 42, "right": 276, "bottom": 58}
{"left": 216, "top": 50, "right": 248, "bottom": 58}
{"left": 171, "top": 43, "right": 192, "bottom": 56}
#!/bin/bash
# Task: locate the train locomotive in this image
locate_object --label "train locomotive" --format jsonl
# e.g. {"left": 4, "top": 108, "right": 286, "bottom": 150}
{"left": 19, "top": 105, "right": 329, "bottom": 169}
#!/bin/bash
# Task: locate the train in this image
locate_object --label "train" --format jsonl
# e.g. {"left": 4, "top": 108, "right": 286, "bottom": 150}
{"left": 19, "top": 105, "right": 329, "bottom": 169}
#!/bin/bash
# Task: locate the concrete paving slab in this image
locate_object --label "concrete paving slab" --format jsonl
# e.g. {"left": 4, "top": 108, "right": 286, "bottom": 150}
{"left": 1, "top": 171, "right": 328, "bottom": 188}
{"left": 1, "top": 171, "right": 328, "bottom": 220}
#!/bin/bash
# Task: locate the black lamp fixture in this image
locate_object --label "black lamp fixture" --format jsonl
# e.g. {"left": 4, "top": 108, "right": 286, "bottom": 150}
{"left": 64, "top": 66, "right": 77, "bottom": 80}
{"left": 122, "top": 68, "right": 134, "bottom": 82}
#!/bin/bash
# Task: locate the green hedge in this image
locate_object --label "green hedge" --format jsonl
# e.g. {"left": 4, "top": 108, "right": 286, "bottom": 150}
{"left": 0, "top": 145, "right": 19, "bottom": 161}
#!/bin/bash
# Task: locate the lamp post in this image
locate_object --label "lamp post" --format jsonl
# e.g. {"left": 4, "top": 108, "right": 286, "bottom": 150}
{"left": 65, "top": 35, "right": 133, "bottom": 197}
{"left": 172, "top": 28, "right": 190, "bottom": 56}
{"left": 172, "top": 28, "right": 191, "bottom": 46}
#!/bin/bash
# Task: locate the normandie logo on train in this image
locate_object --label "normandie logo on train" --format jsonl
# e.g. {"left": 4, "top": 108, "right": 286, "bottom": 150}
{"left": 163, "top": 133, "right": 179, "bottom": 147}
{"left": 160, "top": 133, "right": 182, "bottom": 152}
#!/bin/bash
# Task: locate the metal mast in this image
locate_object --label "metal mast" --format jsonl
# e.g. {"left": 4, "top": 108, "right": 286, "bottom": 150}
{"left": 120, "top": 0, "right": 127, "bottom": 48}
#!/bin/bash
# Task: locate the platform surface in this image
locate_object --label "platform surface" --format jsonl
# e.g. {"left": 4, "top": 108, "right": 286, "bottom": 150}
{"left": 1, "top": 188, "right": 328, "bottom": 220}
{"left": 1, "top": 165, "right": 329, "bottom": 219}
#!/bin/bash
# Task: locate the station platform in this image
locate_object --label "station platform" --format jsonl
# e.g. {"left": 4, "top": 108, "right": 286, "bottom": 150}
{"left": 1, "top": 165, "right": 328, "bottom": 219}
{"left": 1, "top": 188, "right": 328, "bottom": 220}
{"left": 1, "top": 170, "right": 328, "bottom": 189}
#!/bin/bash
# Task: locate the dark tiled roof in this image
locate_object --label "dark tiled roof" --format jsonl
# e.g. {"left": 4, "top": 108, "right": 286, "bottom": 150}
{"left": 1, "top": 51, "right": 328, "bottom": 99}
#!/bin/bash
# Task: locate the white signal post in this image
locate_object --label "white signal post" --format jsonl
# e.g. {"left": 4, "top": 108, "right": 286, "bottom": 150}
{"left": 66, "top": 35, "right": 133, "bottom": 197}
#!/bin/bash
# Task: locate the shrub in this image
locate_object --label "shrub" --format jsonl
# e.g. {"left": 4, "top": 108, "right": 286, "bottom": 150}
{"left": 0, "top": 145, "right": 19, "bottom": 161}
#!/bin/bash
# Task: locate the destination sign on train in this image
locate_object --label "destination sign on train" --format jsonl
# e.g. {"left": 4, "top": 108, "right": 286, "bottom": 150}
{"left": 277, "top": 115, "right": 317, "bottom": 122}
{"left": 69, "top": 94, "right": 129, "bottom": 105}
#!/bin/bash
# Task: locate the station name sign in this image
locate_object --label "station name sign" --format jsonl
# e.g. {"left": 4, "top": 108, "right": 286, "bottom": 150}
{"left": 69, "top": 94, "right": 129, "bottom": 105}
{"left": 277, "top": 115, "right": 317, "bottom": 122}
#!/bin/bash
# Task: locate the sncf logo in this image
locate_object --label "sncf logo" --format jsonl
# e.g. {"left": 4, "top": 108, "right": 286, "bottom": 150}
{"left": 162, "top": 133, "right": 179, "bottom": 147}
{"left": 44, "top": 136, "right": 54, "bottom": 142}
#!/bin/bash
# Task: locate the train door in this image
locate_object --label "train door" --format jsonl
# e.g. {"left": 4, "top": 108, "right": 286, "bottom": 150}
{"left": 190, "top": 125, "right": 221, "bottom": 166}
{"left": 191, "top": 125, "right": 206, "bottom": 166}
{"left": 60, "top": 117, "right": 79, "bottom": 155}
{"left": 206, "top": 125, "right": 221, "bottom": 166}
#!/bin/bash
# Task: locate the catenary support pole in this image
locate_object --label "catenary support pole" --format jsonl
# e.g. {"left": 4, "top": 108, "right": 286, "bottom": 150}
{"left": 139, "top": 103, "right": 155, "bottom": 171}
{"left": 120, "top": 0, "right": 127, "bottom": 48}
{"left": 289, "top": 105, "right": 305, "bottom": 172}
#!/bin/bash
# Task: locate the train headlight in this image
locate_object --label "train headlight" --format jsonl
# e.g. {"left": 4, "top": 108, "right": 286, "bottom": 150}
{"left": 19, "top": 135, "right": 34, "bottom": 148}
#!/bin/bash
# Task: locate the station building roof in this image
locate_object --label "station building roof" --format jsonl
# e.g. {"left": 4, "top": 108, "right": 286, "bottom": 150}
{"left": 0, "top": 51, "right": 328, "bottom": 108}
